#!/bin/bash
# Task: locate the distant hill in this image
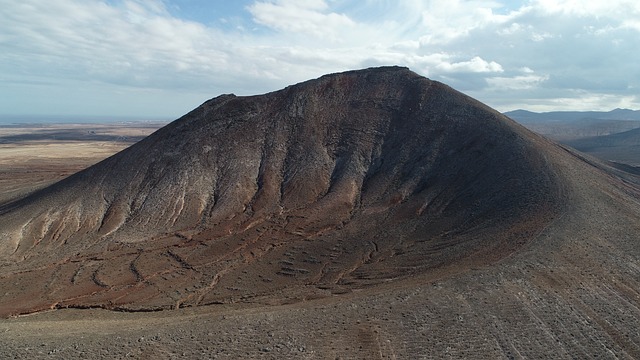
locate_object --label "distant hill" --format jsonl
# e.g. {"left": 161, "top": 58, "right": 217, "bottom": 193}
{"left": 504, "top": 109, "right": 640, "bottom": 140}
{"left": 565, "top": 126, "right": 640, "bottom": 166}
{"left": 504, "top": 108, "right": 640, "bottom": 124}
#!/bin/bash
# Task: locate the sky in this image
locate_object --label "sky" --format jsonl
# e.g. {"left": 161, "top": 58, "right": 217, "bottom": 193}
{"left": 1, "top": 0, "right": 639, "bottom": 120}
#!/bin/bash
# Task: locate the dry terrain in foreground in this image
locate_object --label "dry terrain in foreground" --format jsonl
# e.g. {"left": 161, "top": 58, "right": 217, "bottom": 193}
{"left": 1, "top": 166, "right": 640, "bottom": 359}
{"left": 0, "top": 144, "right": 638, "bottom": 360}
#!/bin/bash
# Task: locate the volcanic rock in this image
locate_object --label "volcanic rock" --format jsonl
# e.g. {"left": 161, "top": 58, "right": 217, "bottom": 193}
{"left": 0, "top": 66, "right": 563, "bottom": 316}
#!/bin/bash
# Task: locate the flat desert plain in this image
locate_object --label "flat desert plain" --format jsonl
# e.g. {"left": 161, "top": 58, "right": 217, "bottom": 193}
{"left": 0, "top": 123, "right": 164, "bottom": 205}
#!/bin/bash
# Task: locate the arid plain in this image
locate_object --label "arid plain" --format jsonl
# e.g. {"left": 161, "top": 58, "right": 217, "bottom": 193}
{"left": 0, "top": 123, "right": 164, "bottom": 205}
{"left": 1, "top": 68, "right": 640, "bottom": 359}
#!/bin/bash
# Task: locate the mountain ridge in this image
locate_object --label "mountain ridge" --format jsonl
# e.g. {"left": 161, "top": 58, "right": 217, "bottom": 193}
{"left": 505, "top": 108, "right": 640, "bottom": 123}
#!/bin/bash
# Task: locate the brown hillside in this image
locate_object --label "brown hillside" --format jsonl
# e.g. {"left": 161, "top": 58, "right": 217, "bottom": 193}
{"left": 0, "top": 67, "right": 563, "bottom": 316}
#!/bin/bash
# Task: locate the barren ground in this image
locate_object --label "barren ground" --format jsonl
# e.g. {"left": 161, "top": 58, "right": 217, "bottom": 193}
{"left": 0, "top": 123, "right": 164, "bottom": 205}
{"left": 1, "top": 122, "right": 640, "bottom": 359}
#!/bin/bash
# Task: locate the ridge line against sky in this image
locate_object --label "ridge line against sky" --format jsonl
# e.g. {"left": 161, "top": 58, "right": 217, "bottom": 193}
{"left": 1, "top": 0, "right": 639, "bottom": 119}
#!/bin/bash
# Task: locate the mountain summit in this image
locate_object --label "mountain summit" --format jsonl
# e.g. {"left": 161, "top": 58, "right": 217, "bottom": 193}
{"left": 0, "top": 66, "right": 563, "bottom": 315}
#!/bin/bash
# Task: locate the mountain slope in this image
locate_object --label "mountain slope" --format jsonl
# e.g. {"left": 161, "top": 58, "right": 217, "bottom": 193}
{"left": 564, "top": 126, "right": 640, "bottom": 166}
{"left": 0, "top": 66, "right": 569, "bottom": 315}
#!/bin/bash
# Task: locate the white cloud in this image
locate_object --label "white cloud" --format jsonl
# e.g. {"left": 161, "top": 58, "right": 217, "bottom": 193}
{"left": 0, "top": 0, "right": 639, "bottom": 117}
{"left": 533, "top": 0, "right": 640, "bottom": 17}
{"left": 247, "top": 0, "right": 356, "bottom": 41}
{"left": 437, "top": 56, "right": 504, "bottom": 73}
{"left": 530, "top": 31, "right": 553, "bottom": 42}
{"left": 622, "top": 19, "right": 640, "bottom": 31}
{"left": 0, "top": 0, "right": 232, "bottom": 87}
{"left": 497, "top": 22, "right": 523, "bottom": 35}
{"left": 486, "top": 74, "right": 549, "bottom": 90}
{"left": 417, "top": 0, "right": 516, "bottom": 45}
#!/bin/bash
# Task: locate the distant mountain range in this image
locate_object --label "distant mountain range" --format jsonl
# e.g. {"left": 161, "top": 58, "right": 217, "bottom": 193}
{"left": 504, "top": 108, "right": 640, "bottom": 166}
{"left": 505, "top": 109, "right": 640, "bottom": 141}
{"left": 504, "top": 108, "right": 640, "bottom": 123}
{"left": 564, "top": 126, "right": 640, "bottom": 166}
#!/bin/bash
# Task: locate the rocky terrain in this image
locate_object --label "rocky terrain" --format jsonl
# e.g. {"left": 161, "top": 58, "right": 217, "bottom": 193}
{"left": 1, "top": 67, "right": 640, "bottom": 358}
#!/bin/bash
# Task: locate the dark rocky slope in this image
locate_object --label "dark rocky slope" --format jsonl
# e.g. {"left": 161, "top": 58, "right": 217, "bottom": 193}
{"left": 0, "top": 66, "right": 562, "bottom": 316}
